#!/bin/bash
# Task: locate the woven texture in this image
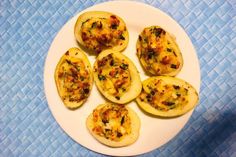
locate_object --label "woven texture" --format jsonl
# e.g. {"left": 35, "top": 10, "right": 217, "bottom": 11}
{"left": 1, "top": 0, "right": 235, "bottom": 156}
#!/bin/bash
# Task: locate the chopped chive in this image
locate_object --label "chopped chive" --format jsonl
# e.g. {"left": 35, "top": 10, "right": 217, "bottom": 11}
{"left": 91, "top": 22, "right": 97, "bottom": 28}
{"left": 115, "top": 96, "right": 120, "bottom": 100}
{"left": 167, "top": 48, "right": 172, "bottom": 52}
{"left": 171, "top": 64, "right": 177, "bottom": 69}
{"left": 121, "top": 116, "right": 125, "bottom": 125}
{"left": 173, "top": 85, "right": 180, "bottom": 89}
{"left": 120, "top": 63, "right": 128, "bottom": 70}
{"left": 119, "top": 34, "right": 125, "bottom": 40}
{"left": 98, "top": 75, "right": 106, "bottom": 80}
{"left": 111, "top": 24, "right": 118, "bottom": 29}
{"left": 176, "top": 93, "right": 181, "bottom": 97}
{"left": 163, "top": 101, "right": 175, "bottom": 106}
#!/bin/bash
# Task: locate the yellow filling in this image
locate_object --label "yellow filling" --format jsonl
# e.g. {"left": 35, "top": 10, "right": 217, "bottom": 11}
{"left": 57, "top": 56, "right": 90, "bottom": 102}
{"left": 81, "top": 15, "right": 126, "bottom": 53}
{"left": 139, "top": 79, "right": 189, "bottom": 111}
{"left": 137, "top": 27, "right": 180, "bottom": 75}
{"left": 92, "top": 104, "right": 131, "bottom": 141}
{"left": 96, "top": 54, "right": 131, "bottom": 100}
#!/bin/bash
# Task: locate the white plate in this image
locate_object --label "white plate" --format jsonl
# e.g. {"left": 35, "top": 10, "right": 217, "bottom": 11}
{"left": 44, "top": 1, "right": 200, "bottom": 156}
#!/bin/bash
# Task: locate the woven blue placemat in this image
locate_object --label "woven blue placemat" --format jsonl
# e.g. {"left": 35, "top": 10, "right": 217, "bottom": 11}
{"left": 1, "top": 0, "right": 236, "bottom": 156}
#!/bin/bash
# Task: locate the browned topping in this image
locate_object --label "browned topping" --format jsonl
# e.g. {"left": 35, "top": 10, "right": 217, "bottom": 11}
{"left": 138, "top": 81, "right": 189, "bottom": 111}
{"left": 59, "top": 58, "right": 91, "bottom": 103}
{"left": 81, "top": 32, "right": 88, "bottom": 41}
{"left": 96, "top": 54, "right": 131, "bottom": 98}
{"left": 153, "top": 27, "right": 166, "bottom": 37}
{"left": 80, "top": 15, "right": 127, "bottom": 54}
{"left": 138, "top": 35, "right": 142, "bottom": 41}
{"left": 114, "top": 80, "right": 126, "bottom": 89}
{"left": 137, "top": 26, "right": 181, "bottom": 75}
{"left": 161, "top": 56, "right": 171, "bottom": 65}
{"left": 92, "top": 104, "right": 131, "bottom": 141}
{"left": 110, "top": 15, "right": 120, "bottom": 29}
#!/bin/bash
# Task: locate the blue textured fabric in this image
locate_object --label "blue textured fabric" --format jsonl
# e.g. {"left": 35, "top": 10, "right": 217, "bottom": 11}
{"left": 1, "top": 0, "right": 236, "bottom": 156}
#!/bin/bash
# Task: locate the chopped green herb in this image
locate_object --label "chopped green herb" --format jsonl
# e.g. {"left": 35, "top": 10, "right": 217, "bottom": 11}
{"left": 98, "top": 75, "right": 106, "bottom": 80}
{"left": 82, "top": 19, "right": 90, "bottom": 26}
{"left": 120, "top": 63, "right": 128, "bottom": 70}
{"left": 115, "top": 96, "right": 120, "bottom": 100}
{"left": 110, "top": 59, "right": 114, "bottom": 66}
{"left": 176, "top": 93, "right": 181, "bottom": 97}
{"left": 91, "top": 22, "right": 97, "bottom": 28}
{"left": 147, "top": 51, "right": 155, "bottom": 59}
{"left": 144, "top": 38, "right": 148, "bottom": 43}
{"left": 117, "top": 132, "right": 123, "bottom": 137}
{"left": 66, "top": 59, "right": 72, "bottom": 65}
{"left": 111, "top": 24, "right": 118, "bottom": 29}
{"left": 146, "top": 94, "right": 151, "bottom": 99}
{"left": 121, "top": 116, "right": 125, "bottom": 125}
{"left": 138, "top": 35, "right": 142, "bottom": 41}
{"left": 153, "top": 27, "right": 165, "bottom": 37}
{"left": 80, "top": 76, "right": 85, "bottom": 81}
{"left": 83, "top": 88, "right": 89, "bottom": 94}
{"left": 163, "top": 101, "right": 175, "bottom": 106}
{"left": 173, "top": 85, "right": 180, "bottom": 90}
{"left": 150, "top": 90, "right": 155, "bottom": 95}
{"left": 171, "top": 64, "right": 177, "bottom": 69}
{"left": 119, "top": 34, "right": 125, "bottom": 40}
{"left": 105, "top": 129, "right": 110, "bottom": 132}
{"left": 167, "top": 48, "right": 172, "bottom": 52}
{"left": 102, "top": 119, "right": 109, "bottom": 124}
{"left": 173, "top": 51, "right": 177, "bottom": 56}
{"left": 184, "top": 88, "right": 188, "bottom": 94}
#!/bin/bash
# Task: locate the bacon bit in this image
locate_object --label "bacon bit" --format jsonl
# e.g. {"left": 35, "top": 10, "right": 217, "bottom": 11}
{"left": 65, "top": 51, "right": 69, "bottom": 55}
{"left": 82, "top": 82, "right": 89, "bottom": 87}
{"left": 154, "top": 46, "right": 163, "bottom": 54}
{"left": 115, "top": 96, "right": 120, "bottom": 100}
{"left": 98, "top": 68, "right": 102, "bottom": 74}
{"left": 93, "top": 111, "right": 99, "bottom": 122}
{"left": 99, "top": 34, "right": 109, "bottom": 43}
{"left": 67, "top": 88, "right": 73, "bottom": 92}
{"left": 138, "top": 35, "right": 142, "bottom": 41}
{"left": 109, "top": 70, "right": 116, "bottom": 77}
{"left": 153, "top": 27, "right": 166, "bottom": 37}
{"left": 176, "top": 62, "right": 180, "bottom": 68}
{"left": 93, "top": 126, "right": 102, "bottom": 133}
{"left": 119, "top": 70, "right": 125, "bottom": 76}
{"left": 110, "top": 15, "right": 120, "bottom": 28}
{"left": 58, "top": 72, "right": 63, "bottom": 78}
{"left": 95, "top": 46, "right": 102, "bottom": 54}
{"left": 117, "top": 30, "right": 123, "bottom": 36}
{"left": 114, "top": 80, "right": 125, "bottom": 89}
{"left": 97, "top": 21, "right": 103, "bottom": 29}
{"left": 97, "top": 59, "right": 107, "bottom": 67}
{"left": 77, "top": 82, "right": 84, "bottom": 88}
{"left": 67, "top": 76, "right": 74, "bottom": 82}
{"left": 162, "top": 101, "right": 175, "bottom": 106}
{"left": 70, "top": 68, "right": 78, "bottom": 78}
{"left": 81, "top": 32, "right": 88, "bottom": 41}
{"left": 161, "top": 56, "right": 171, "bottom": 65}
{"left": 173, "top": 51, "right": 177, "bottom": 56}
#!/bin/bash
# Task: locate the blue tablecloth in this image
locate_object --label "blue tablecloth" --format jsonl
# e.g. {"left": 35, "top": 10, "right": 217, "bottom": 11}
{"left": 1, "top": 0, "right": 235, "bottom": 156}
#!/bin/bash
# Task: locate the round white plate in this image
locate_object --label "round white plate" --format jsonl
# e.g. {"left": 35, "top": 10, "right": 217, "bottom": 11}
{"left": 44, "top": 1, "right": 200, "bottom": 156}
